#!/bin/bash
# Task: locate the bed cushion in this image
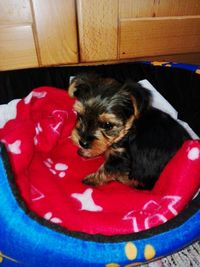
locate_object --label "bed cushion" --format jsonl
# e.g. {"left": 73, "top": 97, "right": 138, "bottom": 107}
{"left": 0, "top": 86, "right": 199, "bottom": 236}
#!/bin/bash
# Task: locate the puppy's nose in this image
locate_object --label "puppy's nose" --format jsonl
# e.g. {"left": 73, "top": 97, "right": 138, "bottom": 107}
{"left": 79, "top": 140, "right": 90, "bottom": 149}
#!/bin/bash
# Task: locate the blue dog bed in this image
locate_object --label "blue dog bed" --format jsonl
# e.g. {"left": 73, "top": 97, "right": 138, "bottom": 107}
{"left": 0, "top": 62, "right": 199, "bottom": 266}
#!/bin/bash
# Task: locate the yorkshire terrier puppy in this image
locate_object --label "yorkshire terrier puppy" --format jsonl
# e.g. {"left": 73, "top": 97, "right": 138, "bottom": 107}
{"left": 68, "top": 73, "right": 190, "bottom": 190}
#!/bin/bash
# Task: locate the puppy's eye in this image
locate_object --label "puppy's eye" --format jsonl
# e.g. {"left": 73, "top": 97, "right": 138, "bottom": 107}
{"left": 100, "top": 122, "right": 113, "bottom": 130}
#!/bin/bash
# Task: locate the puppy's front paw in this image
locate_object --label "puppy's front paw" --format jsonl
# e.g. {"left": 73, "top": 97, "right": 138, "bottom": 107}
{"left": 82, "top": 173, "right": 102, "bottom": 186}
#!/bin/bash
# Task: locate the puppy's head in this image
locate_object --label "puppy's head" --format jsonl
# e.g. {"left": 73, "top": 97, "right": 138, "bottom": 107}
{"left": 68, "top": 73, "right": 151, "bottom": 157}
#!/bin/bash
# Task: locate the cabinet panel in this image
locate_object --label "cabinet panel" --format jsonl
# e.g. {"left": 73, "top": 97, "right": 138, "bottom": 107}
{"left": 155, "top": 0, "right": 200, "bottom": 17}
{"left": 120, "top": 0, "right": 200, "bottom": 19}
{"left": 32, "top": 0, "right": 78, "bottom": 65}
{"left": 120, "top": 17, "right": 200, "bottom": 59}
{"left": 120, "top": 0, "right": 156, "bottom": 18}
{"left": 0, "top": 25, "right": 38, "bottom": 70}
{"left": 77, "top": 0, "right": 118, "bottom": 62}
{"left": 0, "top": 0, "right": 32, "bottom": 24}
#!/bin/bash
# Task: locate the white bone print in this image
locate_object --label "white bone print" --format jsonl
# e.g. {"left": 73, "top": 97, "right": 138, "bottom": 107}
{"left": 187, "top": 147, "right": 200, "bottom": 160}
{"left": 0, "top": 99, "right": 20, "bottom": 129}
{"left": 5, "top": 140, "right": 22, "bottom": 154}
{"left": 123, "top": 195, "right": 181, "bottom": 232}
{"left": 71, "top": 188, "right": 103, "bottom": 212}
{"left": 50, "top": 110, "right": 69, "bottom": 135}
{"left": 34, "top": 122, "right": 43, "bottom": 145}
{"left": 30, "top": 186, "right": 45, "bottom": 202}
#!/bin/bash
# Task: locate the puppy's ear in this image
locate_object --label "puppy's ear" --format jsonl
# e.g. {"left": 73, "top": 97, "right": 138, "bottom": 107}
{"left": 68, "top": 75, "right": 89, "bottom": 99}
{"left": 68, "top": 73, "right": 102, "bottom": 100}
{"left": 68, "top": 77, "right": 77, "bottom": 98}
{"left": 122, "top": 81, "right": 151, "bottom": 115}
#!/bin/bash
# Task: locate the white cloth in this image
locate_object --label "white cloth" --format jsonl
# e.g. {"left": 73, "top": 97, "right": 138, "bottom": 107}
{"left": 138, "top": 79, "right": 199, "bottom": 140}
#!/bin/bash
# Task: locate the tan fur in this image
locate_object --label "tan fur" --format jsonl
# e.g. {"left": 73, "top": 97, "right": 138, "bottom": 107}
{"left": 73, "top": 101, "right": 85, "bottom": 114}
{"left": 68, "top": 75, "right": 154, "bottom": 186}
{"left": 99, "top": 113, "right": 122, "bottom": 126}
{"left": 130, "top": 95, "right": 139, "bottom": 119}
{"left": 78, "top": 136, "right": 111, "bottom": 158}
{"left": 106, "top": 147, "right": 125, "bottom": 158}
{"left": 113, "top": 114, "right": 135, "bottom": 144}
{"left": 68, "top": 81, "right": 77, "bottom": 98}
{"left": 83, "top": 165, "right": 114, "bottom": 186}
{"left": 71, "top": 111, "right": 135, "bottom": 158}
{"left": 83, "top": 164, "right": 132, "bottom": 186}
{"left": 71, "top": 128, "right": 80, "bottom": 146}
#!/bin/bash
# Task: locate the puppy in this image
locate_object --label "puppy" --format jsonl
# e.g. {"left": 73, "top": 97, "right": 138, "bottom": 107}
{"left": 68, "top": 73, "right": 190, "bottom": 190}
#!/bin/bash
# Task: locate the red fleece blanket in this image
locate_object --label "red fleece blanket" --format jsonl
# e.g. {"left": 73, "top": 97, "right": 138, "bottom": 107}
{"left": 0, "top": 87, "right": 199, "bottom": 235}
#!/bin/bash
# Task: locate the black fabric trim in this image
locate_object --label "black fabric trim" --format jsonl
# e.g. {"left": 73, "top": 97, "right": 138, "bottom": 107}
{"left": 1, "top": 62, "right": 200, "bottom": 136}
{"left": 1, "top": 142, "right": 199, "bottom": 243}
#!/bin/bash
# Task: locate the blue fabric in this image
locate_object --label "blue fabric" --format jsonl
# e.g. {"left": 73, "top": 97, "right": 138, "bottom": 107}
{"left": 142, "top": 61, "right": 200, "bottom": 72}
{"left": 0, "top": 144, "right": 200, "bottom": 266}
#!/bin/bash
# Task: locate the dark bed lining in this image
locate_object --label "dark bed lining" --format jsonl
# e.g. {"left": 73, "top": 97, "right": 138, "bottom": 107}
{"left": 0, "top": 62, "right": 200, "bottom": 136}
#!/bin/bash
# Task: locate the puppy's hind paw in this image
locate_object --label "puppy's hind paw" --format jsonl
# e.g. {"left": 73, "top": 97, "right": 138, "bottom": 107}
{"left": 82, "top": 173, "right": 100, "bottom": 186}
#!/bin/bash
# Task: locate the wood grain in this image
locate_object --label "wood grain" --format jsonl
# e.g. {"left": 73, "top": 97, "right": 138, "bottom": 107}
{"left": 1, "top": 0, "right": 200, "bottom": 70}
{"left": 0, "top": 0, "right": 32, "bottom": 24}
{"left": 0, "top": 25, "right": 38, "bottom": 70}
{"left": 120, "top": 0, "right": 156, "bottom": 18}
{"left": 119, "top": 0, "right": 200, "bottom": 18}
{"left": 31, "top": 0, "right": 78, "bottom": 65}
{"left": 119, "top": 16, "right": 200, "bottom": 59}
{"left": 77, "top": 0, "right": 118, "bottom": 62}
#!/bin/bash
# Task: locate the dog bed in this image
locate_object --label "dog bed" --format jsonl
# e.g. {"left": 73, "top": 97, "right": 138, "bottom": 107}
{"left": 0, "top": 62, "right": 199, "bottom": 266}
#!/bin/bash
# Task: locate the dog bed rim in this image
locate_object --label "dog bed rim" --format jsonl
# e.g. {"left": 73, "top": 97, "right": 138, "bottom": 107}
{"left": 1, "top": 147, "right": 200, "bottom": 265}
{"left": 1, "top": 142, "right": 199, "bottom": 244}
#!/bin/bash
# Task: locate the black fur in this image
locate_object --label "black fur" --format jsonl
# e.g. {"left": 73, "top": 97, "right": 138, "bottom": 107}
{"left": 115, "top": 107, "right": 190, "bottom": 189}
{"left": 70, "top": 73, "right": 191, "bottom": 190}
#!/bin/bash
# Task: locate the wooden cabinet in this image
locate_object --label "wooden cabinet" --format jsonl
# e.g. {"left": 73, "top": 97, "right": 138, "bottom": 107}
{"left": 0, "top": 0, "right": 200, "bottom": 71}
{"left": 31, "top": 0, "right": 78, "bottom": 66}
{"left": 118, "top": 0, "right": 200, "bottom": 60}
{"left": 0, "top": 0, "right": 38, "bottom": 70}
{"left": 76, "top": 0, "right": 118, "bottom": 62}
{"left": 77, "top": 0, "right": 200, "bottom": 63}
{"left": 0, "top": 0, "right": 78, "bottom": 70}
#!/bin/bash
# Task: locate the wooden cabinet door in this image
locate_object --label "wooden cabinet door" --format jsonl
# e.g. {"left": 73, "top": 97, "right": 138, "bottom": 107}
{"left": 77, "top": 0, "right": 200, "bottom": 63}
{"left": 76, "top": 0, "right": 118, "bottom": 62}
{"left": 32, "top": 0, "right": 78, "bottom": 66}
{"left": 119, "top": 0, "right": 200, "bottom": 60}
{"left": 0, "top": 0, "right": 38, "bottom": 70}
{"left": 0, "top": 0, "right": 78, "bottom": 71}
